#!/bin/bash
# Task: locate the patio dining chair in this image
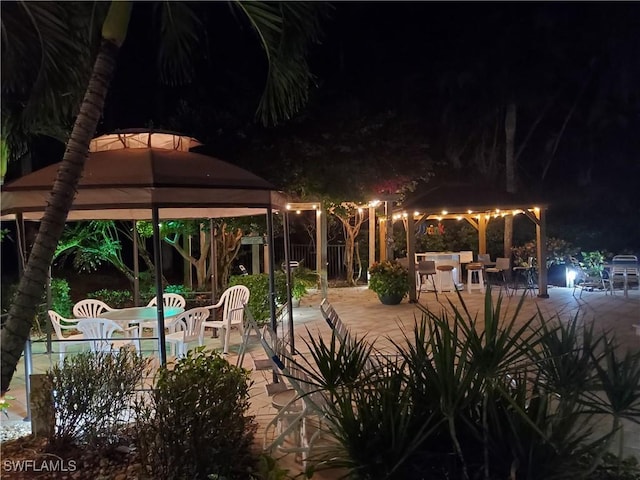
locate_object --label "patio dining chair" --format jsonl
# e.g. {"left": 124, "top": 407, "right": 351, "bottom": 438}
{"left": 73, "top": 299, "right": 114, "bottom": 318}
{"left": 47, "top": 310, "right": 90, "bottom": 366}
{"left": 146, "top": 293, "right": 186, "bottom": 309}
{"left": 485, "top": 257, "right": 511, "bottom": 293}
{"left": 165, "top": 307, "right": 210, "bottom": 358}
{"left": 75, "top": 318, "right": 137, "bottom": 353}
{"left": 200, "top": 285, "right": 250, "bottom": 354}
{"left": 141, "top": 293, "right": 187, "bottom": 334}
{"left": 260, "top": 325, "right": 328, "bottom": 468}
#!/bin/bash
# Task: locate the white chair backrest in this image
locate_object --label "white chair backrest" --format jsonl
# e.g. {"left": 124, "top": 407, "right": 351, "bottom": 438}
{"left": 174, "top": 307, "right": 210, "bottom": 343}
{"left": 216, "top": 285, "right": 250, "bottom": 327}
{"left": 76, "top": 318, "right": 123, "bottom": 352}
{"left": 48, "top": 310, "right": 78, "bottom": 340}
{"left": 146, "top": 293, "right": 186, "bottom": 309}
{"left": 612, "top": 255, "right": 638, "bottom": 262}
{"left": 73, "top": 299, "right": 113, "bottom": 318}
{"left": 495, "top": 257, "right": 511, "bottom": 271}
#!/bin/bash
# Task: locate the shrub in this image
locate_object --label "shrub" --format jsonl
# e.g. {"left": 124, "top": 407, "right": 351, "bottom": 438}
{"left": 165, "top": 284, "right": 193, "bottom": 296}
{"left": 87, "top": 289, "right": 133, "bottom": 308}
{"left": 367, "top": 260, "right": 410, "bottom": 299}
{"left": 37, "top": 349, "right": 148, "bottom": 447}
{"left": 2, "top": 278, "right": 72, "bottom": 332}
{"left": 512, "top": 237, "right": 579, "bottom": 267}
{"left": 229, "top": 273, "right": 288, "bottom": 324}
{"left": 50, "top": 278, "right": 72, "bottom": 318}
{"left": 134, "top": 349, "right": 257, "bottom": 479}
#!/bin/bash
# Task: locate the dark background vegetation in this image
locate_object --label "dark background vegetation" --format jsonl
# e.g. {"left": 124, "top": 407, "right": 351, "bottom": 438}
{"left": 3, "top": 2, "right": 639, "bottom": 279}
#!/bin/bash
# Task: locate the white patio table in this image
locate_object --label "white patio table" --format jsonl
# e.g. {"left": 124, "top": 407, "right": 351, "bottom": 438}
{"left": 99, "top": 306, "right": 184, "bottom": 351}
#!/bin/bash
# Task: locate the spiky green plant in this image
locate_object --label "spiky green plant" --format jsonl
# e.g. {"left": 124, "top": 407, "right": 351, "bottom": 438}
{"left": 291, "top": 287, "right": 638, "bottom": 479}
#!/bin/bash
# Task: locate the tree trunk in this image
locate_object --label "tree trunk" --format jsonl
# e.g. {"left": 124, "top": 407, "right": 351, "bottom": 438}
{"left": 1, "top": 37, "right": 124, "bottom": 393}
{"left": 215, "top": 226, "right": 243, "bottom": 291}
{"left": 335, "top": 209, "right": 365, "bottom": 287}
{"left": 503, "top": 102, "right": 517, "bottom": 259}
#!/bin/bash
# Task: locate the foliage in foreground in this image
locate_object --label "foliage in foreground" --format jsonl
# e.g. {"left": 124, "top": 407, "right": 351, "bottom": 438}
{"left": 37, "top": 349, "right": 148, "bottom": 447}
{"left": 134, "top": 348, "right": 257, "bottom": 479}
{"left": 297, "top": 289, "right": 640, "bottom": 480}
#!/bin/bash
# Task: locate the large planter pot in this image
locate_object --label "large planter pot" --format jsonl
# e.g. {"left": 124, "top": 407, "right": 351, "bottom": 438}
{"left": 377, "top": 293, "right": 404, "bottom": 305}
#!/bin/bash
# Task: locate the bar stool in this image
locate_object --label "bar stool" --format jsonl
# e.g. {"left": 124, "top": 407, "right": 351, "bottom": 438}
{"left": 417, "top": 260, "right": 438, "bottom": 299}
{"left": 467, "top": 262, "right": 485, "bottom": 293}
{"left": 437, "top": 265, "right": 455, "bottom": 292}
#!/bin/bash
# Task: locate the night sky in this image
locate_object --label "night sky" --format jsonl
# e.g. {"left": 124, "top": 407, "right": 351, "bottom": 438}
{"left": 7, "top": 2, "right": 640, "bottom": 252}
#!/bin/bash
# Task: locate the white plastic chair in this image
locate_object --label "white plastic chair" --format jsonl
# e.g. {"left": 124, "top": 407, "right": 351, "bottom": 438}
{"left": 165, "top": 307, "right": 210, "bottom": 358}
{"left": 75, "top": 318, "right": 136, "bottom": 353}
{"left": 146, "top": 293, "right": 186, "bottom": 309}
{"left": 48, "top": 310, "right": 90, "bottom": 366}
{"left": 73, "top": 299, "right": 114, "bottom": 318}
{"left": 141, "top": 293, "right": 187, "bottom": 334}
{"left": 200, "top": 285, "right": 250, "bottom": 354}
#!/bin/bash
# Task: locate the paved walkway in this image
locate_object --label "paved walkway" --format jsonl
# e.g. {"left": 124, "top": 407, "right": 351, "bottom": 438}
{"left": 2, "top": 284, "right": 639, "bottom": 475}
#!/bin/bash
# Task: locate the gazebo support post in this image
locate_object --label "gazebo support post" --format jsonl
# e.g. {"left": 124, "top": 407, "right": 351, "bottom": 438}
{"left": 283, "top": 211, "right": 295, "bottom": 352}
{"left": 478, "top": 215, "right": 488, "bottom": 254}
{"left": 368, "top": 205, "right": 376, "bottom": 279}
{"left": 317, "top": 206, "right": 328, "bottom": 300}
{"left": 210, "top": 219, "right": 217, "bottom": 303}
{"left": 152, "top": 207, "right": 167, "bottom": 365}
{"left": 133, "top": 221, "right": 140, "bottom": 306}
{"left": 406, "top": 214, "right": 418, "bottom": 302}
{"left": 534, "top": 209, "right": 549, "bottom": 298}
{"left": 266, "top": 207, "right": 277, "bottom": 332}
{"left": 266, "top": 207, "right": 279, "bottom": 384}
{"left": 379, "top": 218, "right": 387, "bottom": 264}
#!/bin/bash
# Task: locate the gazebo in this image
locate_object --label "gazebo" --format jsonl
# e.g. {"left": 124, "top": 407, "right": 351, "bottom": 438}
{"left": 395, "top": 183, "right": 550, "bottom": 302}
{"left": 1, "top": 131, "right": 292, "bottom": 362}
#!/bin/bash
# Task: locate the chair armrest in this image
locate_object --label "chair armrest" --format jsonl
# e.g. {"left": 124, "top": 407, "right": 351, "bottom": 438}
{"left": 205, "top": 299, "right": 225, "bottom": 311}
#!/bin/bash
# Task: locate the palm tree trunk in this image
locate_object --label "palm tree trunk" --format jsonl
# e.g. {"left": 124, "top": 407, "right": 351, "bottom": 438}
{"left": 0, "top": 39, "right": 121, "bottom": 393}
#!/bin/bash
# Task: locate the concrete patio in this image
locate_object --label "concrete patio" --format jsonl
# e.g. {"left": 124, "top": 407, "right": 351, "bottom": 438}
{"left": 2, "top": 283, "right": 639, "bottom": 475}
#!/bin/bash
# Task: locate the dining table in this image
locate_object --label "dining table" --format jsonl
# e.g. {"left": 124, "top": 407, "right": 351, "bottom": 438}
{"left": 99, "top": 306, "right": 185, "bottom": 351}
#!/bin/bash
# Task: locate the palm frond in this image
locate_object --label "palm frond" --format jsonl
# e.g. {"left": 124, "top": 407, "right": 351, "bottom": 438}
{"left": 152, "top": 2, "right": 202, "bottom": 86}
{"left": 1, "top": 1, "right": 100, "bottom": 162}
{"left": 233, "top": 1, "right": 330, "bottom": 125}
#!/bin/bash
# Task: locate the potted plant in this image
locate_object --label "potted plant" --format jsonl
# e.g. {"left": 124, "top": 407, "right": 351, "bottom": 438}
{"left": 368, "top": 260, "right": 410, "bottom": 305}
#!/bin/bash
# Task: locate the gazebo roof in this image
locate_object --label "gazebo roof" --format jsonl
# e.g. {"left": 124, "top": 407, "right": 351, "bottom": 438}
{"left": 398, "top": 183, "right": 549, "bottom": 216}
{"left": 1, "top": 132, "right": 286, "bottom": 221}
